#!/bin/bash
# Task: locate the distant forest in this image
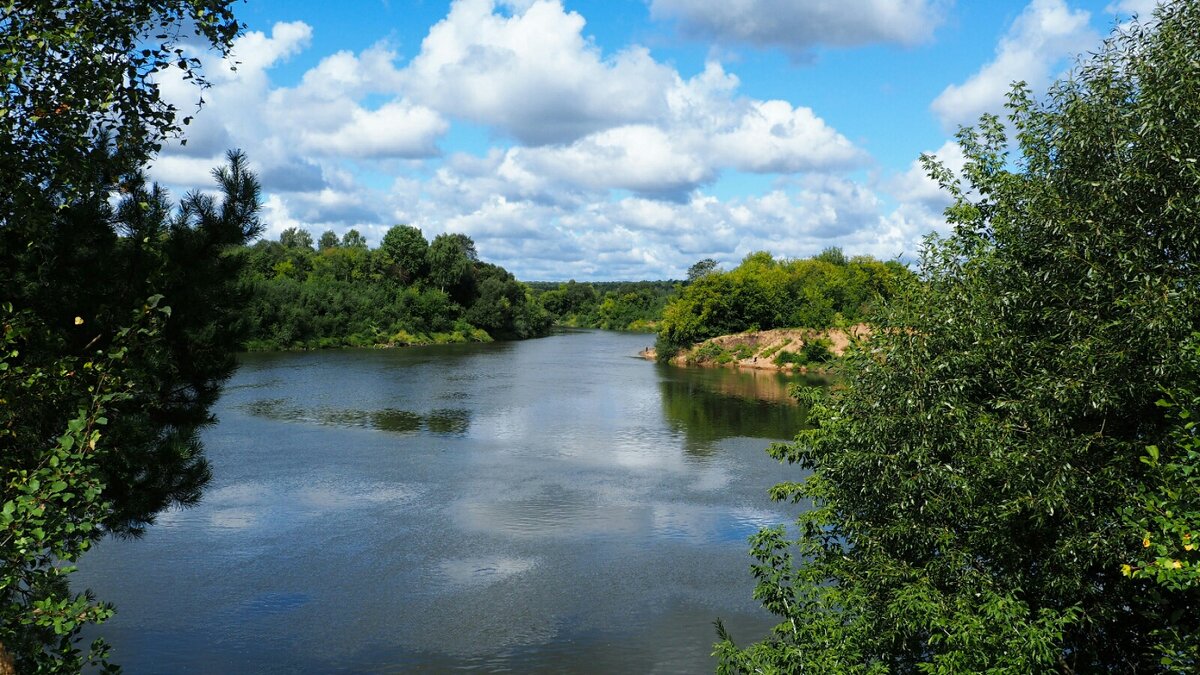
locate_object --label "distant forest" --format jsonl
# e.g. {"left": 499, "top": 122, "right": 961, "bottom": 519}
{"left": 526, "top": 280, "right": 677, "bottom": 332}
{"left": 238, "top": 225, "right": 551, "bottom": 350}
{"left": 239, "top": 225, "right": 909, "bottom": 354}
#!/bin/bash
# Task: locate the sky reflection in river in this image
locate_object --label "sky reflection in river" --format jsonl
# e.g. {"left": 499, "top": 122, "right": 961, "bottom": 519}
{"left": 75, "top": 330, "right": 814, "bottom": 673}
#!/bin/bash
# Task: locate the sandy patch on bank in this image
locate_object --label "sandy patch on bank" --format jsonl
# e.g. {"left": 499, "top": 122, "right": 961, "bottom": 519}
{"left": 639, "top": 326, "right": 868, "bottom": 371}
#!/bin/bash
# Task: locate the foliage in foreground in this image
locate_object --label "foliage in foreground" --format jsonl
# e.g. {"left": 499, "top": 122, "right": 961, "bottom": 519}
{"left": 716, "top": 4, "right": 1200, "bottom": 672}
{"left": 2, "top": 1, "right": 251, "bottom": 669}
{"left": 1, "top": 303, "right": 168, "bottom": 672}
{"left": 1, "top": 156, "right": 263, "bottom": 671}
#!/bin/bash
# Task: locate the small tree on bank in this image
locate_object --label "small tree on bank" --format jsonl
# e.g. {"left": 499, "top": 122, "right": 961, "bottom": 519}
{"left": 716, "top": 3, "right": 1200, "bottom": 672}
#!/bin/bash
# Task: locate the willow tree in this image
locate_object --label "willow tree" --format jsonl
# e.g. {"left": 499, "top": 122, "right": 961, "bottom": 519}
{"left": 717, "top": 3, "right": 1200, "bottom": 672}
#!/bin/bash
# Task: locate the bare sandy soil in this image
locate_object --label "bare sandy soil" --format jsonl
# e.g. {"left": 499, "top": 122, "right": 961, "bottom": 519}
{"left": 639, "top": 325, "right": 869, "bottom": 372}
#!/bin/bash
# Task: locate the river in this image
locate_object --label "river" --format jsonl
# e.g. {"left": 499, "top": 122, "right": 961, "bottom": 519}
{"left": 75, "top": 329, "right": 819, "bottom": 673}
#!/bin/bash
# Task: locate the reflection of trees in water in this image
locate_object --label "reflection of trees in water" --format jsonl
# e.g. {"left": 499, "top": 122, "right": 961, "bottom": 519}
{"left": 243, "top": 398, "right": 471, "bottom": 436}
{"left": 701, "top": 367, "right": 827, "bottom": 404}
{"left": 657, "top": 367, "right": 821, "bottom": 457}
{"left": 425, "top": 408, "right": 471, "bottom": 434}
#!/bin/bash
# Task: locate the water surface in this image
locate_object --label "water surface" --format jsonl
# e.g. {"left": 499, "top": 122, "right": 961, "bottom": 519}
{"left": 76, "top": 330, "right": 816, "bottom": 673}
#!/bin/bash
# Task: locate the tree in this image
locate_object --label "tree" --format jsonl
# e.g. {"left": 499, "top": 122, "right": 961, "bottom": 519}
{"left": 380, "top": 224, "right": 429, "bottom": 284}
{"left": 687, "top": 258, "right": 719, "bottom": 282}
{"left": 318, "top": 230, "right": 340, "bottom": 251}
{"left": 717, "top": 4, "right": 1200, "bottom": 672}
{"left": 2, "top": 302, "right": 162, "bottom": 672}
{"left": 1121, "top": 337, "right": 1200, "bottom": 669}
{"left": 656, "top": 252, "right": 906, "bottom": 359}
{"left": 2, "top": 155, "right": 262, "bottom": 670}
{"left": 280, "top": 227, "right": 314, "bottom": 250}
{"left": 239, "top": 228, "right": 550, "bottom": 350}
{"left": 1, "top": 1, "right": 247, "bottom": 669}
{"left": 0, "top": 1, "right": 240, "bottom": 211}
{"left": 813, "top": 246, "right": 847, "bottom": 266}
{"left": 463, "top": 263, "right": 551, "bottom": 339}
{"left": 428, "top": 233, "right": 478, "bottom": 303}
{"left": 341, "top": 228, "right": 367, "bottom": 250}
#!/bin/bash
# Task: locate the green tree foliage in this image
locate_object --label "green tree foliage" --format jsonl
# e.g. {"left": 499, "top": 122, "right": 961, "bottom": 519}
{"left": 380, "top": 224, "right": 429, "bottom": 284}
{"left": 279, "top": 226, "right": 314, "bottom": 251}
{"left": 531, "top": 280, "right": 677, "bottom": 332}
{"left": 427, "top": 232, "right": 478, "bottom": 303}
{"left": 656, "top": 251, "right": 909, "bottom": 359}
{"left": 1, "top": 301, "right": 168, "bottom": 672}
{"left": 717, "top": 5, "right": 1200, "bottom": 671}
{"left": 2, "top": 156, "right": 262, "bottom": 669}
{"left": 241, "top": 229, "right": 550, "bottom": 349}
{"left": 317, "top": 229, "right": 340, "bottom": 251}
{"left": 1121, "top": 337, "right": 1200, "bottom": 668}
{"left": 0, "top": 1, "right": 241, "bottom": 205}
{"left": 464, "top": 264, "right": 544, "bottom": 339}
{"left": 813, "top": 246, "right": 848, "bottom": 267}
{"left": 687, "top": 258, "right": 720, "bottom": 282}
{"left": 1, "top": 2, "right": 248, "bottom": 668}
{"left": 534, "top": 280, "right": 600, "bottom": 319}
{"left": 340, "top": 228, "right": 368, "bottom": 250}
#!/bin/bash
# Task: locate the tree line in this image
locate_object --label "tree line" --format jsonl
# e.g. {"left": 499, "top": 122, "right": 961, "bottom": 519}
{"left": 527, "top": 280, "right": 677, "bottom": 332}
{"left": 238, "top": 225, "right": 551, "bottom": 350}
{"left": 239, "top": 237, "right": 913, "bottom": 356}
{"left": 654, "top": 249, "right": 913, "bottom": 360}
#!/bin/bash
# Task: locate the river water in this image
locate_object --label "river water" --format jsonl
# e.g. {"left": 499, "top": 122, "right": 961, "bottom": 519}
{"left": 75, "top": 329, "right": 818, "bottom": 673}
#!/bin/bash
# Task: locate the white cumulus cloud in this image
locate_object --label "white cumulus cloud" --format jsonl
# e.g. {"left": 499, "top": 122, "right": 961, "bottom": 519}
{"left": 1105, "top": 0, "right": 1161, "bottom": 16}
{"left": 931, "top": 0, "right": 1095, "bottom": 128}
{"left": 708, "top": 99, "right": 864, "bottom": 174}
{"left": 145, "top": 1, "right": 952, "bottom": 280}
{"left": 296, "top": 101, "right": 448, "bottom": 159}
{"left": 888, "top": 139, "right": 964, "bottom": 210}
{"left": 402, "top": 0, "right": 676, "bottom": 145}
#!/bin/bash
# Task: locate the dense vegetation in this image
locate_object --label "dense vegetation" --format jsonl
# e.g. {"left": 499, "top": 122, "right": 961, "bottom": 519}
{"left": 1, "top": 2, "right": 252, "bottom": 670}
{"left": 5, "top": 0, "right": 1198, "bottom": 672}
{"left": 528, "top": 280, "right": 677, "bottom": 332}
{"left": 717, "top": 4, "right": 1200, "bottom": 672}
{"left": 239, "top": 225, "right": 550, "bottom": 350}
{"left": 655, "top": 249, "right": 912, "bottom": 360}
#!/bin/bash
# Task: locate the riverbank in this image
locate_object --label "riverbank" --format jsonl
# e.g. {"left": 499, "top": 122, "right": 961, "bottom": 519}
{"left": 641, "top": 326, "right": 868, "bottom": 372}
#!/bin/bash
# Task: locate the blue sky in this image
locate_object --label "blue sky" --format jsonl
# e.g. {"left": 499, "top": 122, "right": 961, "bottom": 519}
{"left": 151, "top": 0, "right": 1159, "bottom": 280}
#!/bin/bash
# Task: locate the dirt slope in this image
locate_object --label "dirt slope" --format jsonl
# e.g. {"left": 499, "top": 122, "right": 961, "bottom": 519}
{"left": 639, "top": 325, "right": 868, "bottom": 371}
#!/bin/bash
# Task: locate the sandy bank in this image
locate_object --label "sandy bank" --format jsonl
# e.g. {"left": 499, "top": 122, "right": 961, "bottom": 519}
{"left": 639, "top": 326, "right": 868, "bottom": 372}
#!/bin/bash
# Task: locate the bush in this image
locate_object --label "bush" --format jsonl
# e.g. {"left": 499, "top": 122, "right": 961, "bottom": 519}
{"left": 717, "top": 5, "right": 1200, "bottom": 671}
{"left": 799, "top": 338, "right": 833, "bottom": 364}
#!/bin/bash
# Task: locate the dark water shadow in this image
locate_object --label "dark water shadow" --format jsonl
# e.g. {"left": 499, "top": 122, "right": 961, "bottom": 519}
{"left": 243, "top": 398, "right": 471, "bottom": 436}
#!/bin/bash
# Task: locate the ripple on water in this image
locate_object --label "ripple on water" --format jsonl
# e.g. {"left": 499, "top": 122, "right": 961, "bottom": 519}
{"left": 437, "top": 556, "right": 538, "bottom": 589}
{"left": 230, "top": 592, "right": 311, "bottom": 622}
{"left": 78, "top": 332, "right": 801, "bottom": 674}
{"left": 650, "top": 502, "right": 787, "bottom": 544}
{"left": 209, "top": 507, "right": 259, "bottom": 530}
{"left": 453, "top": 485, "right": 639, "bottom": 540}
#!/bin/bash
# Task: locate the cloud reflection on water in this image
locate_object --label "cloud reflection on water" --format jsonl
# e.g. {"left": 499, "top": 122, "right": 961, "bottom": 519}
{"left": 191, "top": 479, "right": 421, "bottom": 533}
